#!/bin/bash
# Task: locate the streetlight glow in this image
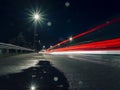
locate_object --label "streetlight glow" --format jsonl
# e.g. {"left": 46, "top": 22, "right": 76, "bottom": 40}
{"left": 69, "top": 37, "right": 73, "bottom": 41}
{"left": 33, "top": 13, "right": 40, "bottom": 20}
{"left": 27, "top": 7, "right": 46, "bottom": 26}
{"left": 27, "top": 7, "right": 46, "bottom": 50}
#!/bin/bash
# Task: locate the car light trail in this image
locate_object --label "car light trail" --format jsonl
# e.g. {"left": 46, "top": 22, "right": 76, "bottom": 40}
{"left": 46, "top": 37, "right": 120, "bottom": 54}
{"left": 54, "top": 38, "right": 120, "bottom": 51}
{"left": 47, "top": 17, "right": 120, "bottom": 51}
{"left": 49, "top": 50, "right": 120, "bottom": 55}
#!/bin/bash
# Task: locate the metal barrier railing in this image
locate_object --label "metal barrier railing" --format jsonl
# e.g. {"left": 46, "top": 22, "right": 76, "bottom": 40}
{"left": 0, "top": 42, "right": 34, "bottom": 54}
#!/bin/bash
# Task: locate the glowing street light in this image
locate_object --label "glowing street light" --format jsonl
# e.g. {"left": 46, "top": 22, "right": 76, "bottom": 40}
{"left": 69, "top": 37, "right": 73, "bottom": 41}
{"left": 28, "top": 8, "right": 45, "bottom": 25}
{"left": 33, "top": 13, "right": 40, "bottom": 21}
{"left": 32, "top": 12, "right": 42, "bottom": 50}
{"left": 32, "top": 12, "right": 45, "bottom": 25}
{"left": 27, "top": 8, "right": 45, "bottom": 50}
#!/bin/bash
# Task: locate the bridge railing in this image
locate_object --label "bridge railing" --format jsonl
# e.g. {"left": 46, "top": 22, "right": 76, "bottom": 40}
{"left": 0, "top": 42, "right": 34, "bottom": 54}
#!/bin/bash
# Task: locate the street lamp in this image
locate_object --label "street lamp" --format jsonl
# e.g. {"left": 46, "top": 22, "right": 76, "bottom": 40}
{"left": 69, "top": 37, "right": 73, "bottom": 41}
{"left": 28, "top": 8, "right": 45, "bottom": 50}
{"left": 32, "top": 13, "right": 40, "bottom": 50}
{"left": 33, "top": 13, "right": 40, "bottom": 21}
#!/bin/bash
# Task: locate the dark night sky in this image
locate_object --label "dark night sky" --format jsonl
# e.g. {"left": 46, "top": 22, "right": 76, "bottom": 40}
{"left": 0, "top": 0, "right": 120, "bottom": 48}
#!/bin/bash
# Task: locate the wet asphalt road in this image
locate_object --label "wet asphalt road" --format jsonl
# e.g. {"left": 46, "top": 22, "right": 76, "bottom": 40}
{"left": 0, "top": 53, "right": 120, "bottom": 90}
{"left": 0, "top": 53, "right": 43, "bottom": 75}
{"left": 44, "top": 54, "right": 120, "bottom": 90}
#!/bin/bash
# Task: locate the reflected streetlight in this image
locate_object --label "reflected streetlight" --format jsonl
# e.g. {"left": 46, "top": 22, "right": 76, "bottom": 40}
{"left": 31, "top": 85, "right": 36, "bottom": 90}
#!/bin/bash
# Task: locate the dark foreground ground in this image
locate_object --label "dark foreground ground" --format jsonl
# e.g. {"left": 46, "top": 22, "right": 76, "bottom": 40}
{"left": 0, "top": 53, "right": 120, "bottom": 90}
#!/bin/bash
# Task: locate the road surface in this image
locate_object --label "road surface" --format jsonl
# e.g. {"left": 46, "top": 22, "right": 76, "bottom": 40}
{"left": 0, "top": 53, "right": 120, "bottom": 90}
{"left": 44, "top": 54, "right": 120, "bottom": 90}
{"left": 0, "top": 53, "right": 44, "bottom": 75}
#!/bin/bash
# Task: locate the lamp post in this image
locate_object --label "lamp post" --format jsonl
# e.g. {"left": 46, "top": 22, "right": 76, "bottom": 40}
{"left": 31, "top": 11, "right": 44, "bottom": 51}
{"left": 27, "top": 8, "right": 45, "bottom": 51}
{"left": 33, "top": 13, "right": 40, "bottom": 50}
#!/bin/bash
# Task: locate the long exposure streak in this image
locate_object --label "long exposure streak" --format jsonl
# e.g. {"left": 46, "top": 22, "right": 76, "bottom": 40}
{"left": 47, "top": 17, "right": 120, "bottom": 51}
{"left": 51, "top": 38, "right": 120, "bottom": 52}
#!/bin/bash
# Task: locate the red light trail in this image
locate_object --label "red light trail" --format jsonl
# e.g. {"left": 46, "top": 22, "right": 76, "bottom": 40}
{"left": 46, "top": 37, "right": 120, "bottom": 53}
{"left": 46, "top": 17, "right": 120, "bottom": 53}
{"left": 46, "top": 17, "right": 120, "bottom": 51}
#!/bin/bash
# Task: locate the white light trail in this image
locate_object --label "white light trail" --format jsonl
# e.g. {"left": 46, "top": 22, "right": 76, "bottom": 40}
{"left": 49, "top": 50, "right": 120, "bottom": 55}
